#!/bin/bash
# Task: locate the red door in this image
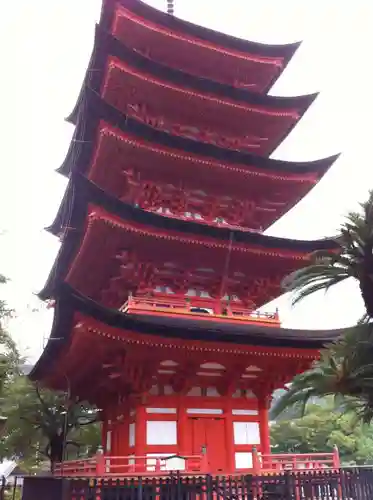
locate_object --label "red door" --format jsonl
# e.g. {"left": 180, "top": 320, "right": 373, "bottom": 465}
{"left": 190, "top": 417, "right": 227, "bottom": 472}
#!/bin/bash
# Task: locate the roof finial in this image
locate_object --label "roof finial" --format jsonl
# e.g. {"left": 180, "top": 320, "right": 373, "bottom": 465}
{"left": 167, "top": 0, "right": 174, "bottom": 15}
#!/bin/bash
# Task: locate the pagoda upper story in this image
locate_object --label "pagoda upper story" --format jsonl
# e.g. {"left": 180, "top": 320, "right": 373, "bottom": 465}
{"left": 93, "top": 0, "right": 301, "bottom": 94}
{"left": 38, "top": 0, "right": 340, "bottom": 324}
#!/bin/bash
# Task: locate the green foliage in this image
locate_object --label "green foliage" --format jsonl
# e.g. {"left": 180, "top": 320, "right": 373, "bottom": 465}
{"left": 0, "top": 263, "right": 100, "bottom": 470}
{"left": 282, "top": 190, "right": 373, "bottom": 315}
{"left": 0, "top": 375, "right": 101, "bottom": 470}
{"left": 275, "top": 190, "right": 373, "bottom": 422}
{"left": 271, "top": 402, "right": 373, "bottom": 465}
{"left": 271, "top": 324, "right": 373, "bottom": 422}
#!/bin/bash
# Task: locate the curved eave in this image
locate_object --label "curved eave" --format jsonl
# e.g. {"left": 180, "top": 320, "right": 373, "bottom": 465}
{"left": 100, "top": 0, "right": 300, "bottom": 63}
{"left": 30, "top": 284, "right": 343, "bottom": 382}
{"left": 66, "top": 26, "right": 314, "bottom": 126}
{"left": 40, "top": 174, "right": 340, "bottom": 301}
{"left": 61, "top": 87, "right": 338, "bottom": 183}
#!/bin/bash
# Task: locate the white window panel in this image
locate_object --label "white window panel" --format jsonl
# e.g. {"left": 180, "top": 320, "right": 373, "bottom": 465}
{"left": 235, "top": 452, "right": 253, "bottom": 469}
{"left": 233, "top": 422, "right": 260, "bottom": 445}
{"left": 106, "top": 431, "right": 112, "bottom": 453}
{"left": 129, "top": 423, "right": 135, "bottom": 447}
{"left": 187, "top": 408, "right": 223, "bottom": 415}
{"left": 232, "top": 409, "right": 258, "bottom": 416}
{"left": 146, "top": 421, "right": 177, "bottom": 445}
{"left": 146, "top": 408, "right": 177, "bottom": 414}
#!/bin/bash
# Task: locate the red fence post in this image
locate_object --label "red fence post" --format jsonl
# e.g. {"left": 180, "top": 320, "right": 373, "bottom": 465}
{"left": 200, "top": 447, "right": 209, "bottom": 473}
{"left": 95, "top": 451, "right": 106, "bottom": 476}
{"left": 252, "top": 447, "right": 261, "bottom": 474}
{"left": 333, "top": 445, "right": 341, "bottom": 469}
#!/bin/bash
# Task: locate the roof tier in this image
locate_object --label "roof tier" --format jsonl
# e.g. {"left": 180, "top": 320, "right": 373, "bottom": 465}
{"left": 98, "top": 0, "right": 300, "bottom": 93}
{"left": 60, "top": 90, "right": 338, "bottom": 231}
{"left": 68, "top": 28, "right": 314, "bottom": 156}
{"left": 41, "top": 175, "right": 339, "bottom": 311}
{"left": 31, "top": 286, "right": 342, "bottom": 405}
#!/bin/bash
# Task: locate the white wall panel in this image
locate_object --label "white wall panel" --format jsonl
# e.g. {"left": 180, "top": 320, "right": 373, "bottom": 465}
{"left": 233, "top": 422, "right": 260, "bottom": 445}
{"left": 106, "top": 430, "right": 112, "bottom": 453}
{"left": 235, "top": 452, "right": 253, "bottom": 469}
{"left": 129, "top": 423, "right": 135, "bottom": 447}
{"left": 146, "top": 421, "right": 177, "bottom": 445}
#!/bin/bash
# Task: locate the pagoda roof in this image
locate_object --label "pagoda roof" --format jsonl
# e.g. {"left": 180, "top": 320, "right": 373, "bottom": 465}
{"left": 67, "top": 27, "right": 315, "bottom": 156}
{"left": 29, "top": 284, "right": 346, "bottom": 394}
{"left": 98, "top": 0, "right": 300, "bottom": 93}
{"left": 59, "top": 89, "right": 338, "bottom": 230}
{"left": 41, "top": 174, "right": 339, "bottom": 308}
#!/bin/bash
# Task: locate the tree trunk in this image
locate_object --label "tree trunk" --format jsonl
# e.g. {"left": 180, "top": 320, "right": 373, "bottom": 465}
{"left": 361, "top": 248, "right": 373, "bottom": 318}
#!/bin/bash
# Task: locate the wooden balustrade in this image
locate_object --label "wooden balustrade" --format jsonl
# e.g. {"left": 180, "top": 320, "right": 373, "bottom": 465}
{"left": 54, "top": 453, "right": 207, "bottom": 478}
{"left": 121, "top": 296, "right": 280, "bottom": 326}
{"left": 252, "top": 446, "right": 341, "bottom": 474}
{"left": 55, "top": 449, "right": 339, "bottom": 479}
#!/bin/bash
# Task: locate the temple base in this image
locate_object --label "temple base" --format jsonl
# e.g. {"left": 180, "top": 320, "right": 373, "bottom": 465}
{"left": 100, "top": 390, "right": 274, "bottom": 474}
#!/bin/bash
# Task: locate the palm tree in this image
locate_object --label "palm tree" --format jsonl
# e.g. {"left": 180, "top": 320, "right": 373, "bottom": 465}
{"left": 271, "top": 190, "right": 373, "bottom": 421}
{"left": 271, "top": 325, "right": 373, "bottom": 422}
{"left": 282, "top": 190, "right": 373, "bottom": 316}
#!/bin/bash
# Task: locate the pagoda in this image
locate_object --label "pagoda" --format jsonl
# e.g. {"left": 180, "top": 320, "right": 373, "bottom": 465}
{"left": 31, "top": 0, "right": 341, "bottom": 475}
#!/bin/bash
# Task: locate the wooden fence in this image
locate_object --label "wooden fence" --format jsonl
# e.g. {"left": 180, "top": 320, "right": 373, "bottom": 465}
{"left": 65, "top": 468, "right": 373, "bottom": 499}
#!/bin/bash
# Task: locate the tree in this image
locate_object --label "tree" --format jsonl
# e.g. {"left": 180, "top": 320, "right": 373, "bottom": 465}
{"left": 271, "top": 401, "right": 373, "bottom": 465}
{"left": 282, "top": 190, "right": 373, "bottom": 317}
{"left": 0, "top": 270, "right": 100, "bottom": 471}
{"left": 272, "top": 190, "right": 373, "bottom": 421}
{"left": 0, "top": 375, "right": 101, "bottom": 472}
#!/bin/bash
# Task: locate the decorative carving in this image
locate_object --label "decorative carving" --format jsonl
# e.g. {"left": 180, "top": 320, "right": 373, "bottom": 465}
{"left": 121, "top": 168, "right": 273, "bottom": 229}
{"left": 128, "top": 102, "right": 267, "bottom": 153}
{"left": 99, "top": 253, "right": 284, "bottom": 309}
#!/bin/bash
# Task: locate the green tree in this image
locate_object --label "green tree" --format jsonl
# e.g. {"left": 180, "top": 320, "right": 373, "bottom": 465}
{"left": 282, "top": 190, "right": 373, "bottom": 316}
{"left": 272, "top": 191, "right": 373, "bottom": 421}
{"left": 271, "top": 402, "right": 373, "bottom": 465}
{"left": 0, "top": 268, "right": 100, "bottom": 471}
{"left": 0, "top": 375, "right": 101, "bottom": 471}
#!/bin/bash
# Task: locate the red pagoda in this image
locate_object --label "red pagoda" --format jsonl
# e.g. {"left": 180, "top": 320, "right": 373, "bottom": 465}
{"left": 31, "top": 0, "right": 341, "bottom": 475}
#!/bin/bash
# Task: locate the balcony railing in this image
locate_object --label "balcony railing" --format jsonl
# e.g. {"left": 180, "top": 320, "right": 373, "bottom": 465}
{"left": 253, "top": 447, "right": 341, "bottom": 474}
{"left": 54, "top": 449, "right": 339, "bottom": 478}
{"left": 54, "top": 453, "right": 207, "bottom": 477}
{"left": 121, "top": 296, "right": 280, "bottom": 326}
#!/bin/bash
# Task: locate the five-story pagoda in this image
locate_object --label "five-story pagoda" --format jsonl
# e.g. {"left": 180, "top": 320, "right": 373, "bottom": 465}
{"left": 31, "top": 0, "right": 340, "bottom": 475}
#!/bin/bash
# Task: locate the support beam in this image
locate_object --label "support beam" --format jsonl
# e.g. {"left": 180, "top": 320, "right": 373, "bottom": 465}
{"left": 258, "top": 395, "right": 271, "bottom": 455}
{"left": 135, "top": 405, "right": 147, "bottom": 470}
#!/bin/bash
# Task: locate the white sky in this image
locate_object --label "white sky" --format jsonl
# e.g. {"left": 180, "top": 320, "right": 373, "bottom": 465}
{"left": 0, "top": 0, "right": 372, "bottom": 361}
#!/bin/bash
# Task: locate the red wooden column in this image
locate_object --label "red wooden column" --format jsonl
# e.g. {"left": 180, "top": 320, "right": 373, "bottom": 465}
{"left": 177, "top": 397, "right": 188, "bottom": 457}
{"left": 101, "top": 417, "right": 108, "bottom": 451}
{"left": 224, "top": 397, "right": 235, "bottom": 473}
{"left": 135, "top": 405, "right": 147, "bottom": 470}
{"left": 258, "top": 394, "right": 271, "bottom": 455}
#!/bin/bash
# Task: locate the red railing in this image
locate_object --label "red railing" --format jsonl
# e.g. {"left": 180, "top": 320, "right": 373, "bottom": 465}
{"left": 54, "top": 449, "right": 340, "bottom": 478}
{"left": 54, "top": 453, "right": 207, "bottom": 477}
{"left": 121, "top": 296, "right": 280, "bottom": 326}
{"left": 252, "top": 446, "right": 341, "bottom": 473}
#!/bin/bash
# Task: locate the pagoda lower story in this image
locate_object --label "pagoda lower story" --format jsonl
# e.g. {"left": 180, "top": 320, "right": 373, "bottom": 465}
{"left": 35, "top": 288, "right": 337, "bottom": 474}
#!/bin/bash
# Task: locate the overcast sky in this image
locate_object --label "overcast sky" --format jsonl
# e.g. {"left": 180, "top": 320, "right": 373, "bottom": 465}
{"left": 1, "top": 0, "right": 372, "bottom": 361}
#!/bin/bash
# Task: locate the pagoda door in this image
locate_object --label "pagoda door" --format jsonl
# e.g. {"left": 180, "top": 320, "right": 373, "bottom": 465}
{"left": 189, "top": 417, "right": 227, "bottom": 472}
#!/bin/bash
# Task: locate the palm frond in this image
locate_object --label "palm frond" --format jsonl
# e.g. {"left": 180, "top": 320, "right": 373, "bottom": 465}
{"left": 271, "top": 323, "right": 373, "bottom": 422}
